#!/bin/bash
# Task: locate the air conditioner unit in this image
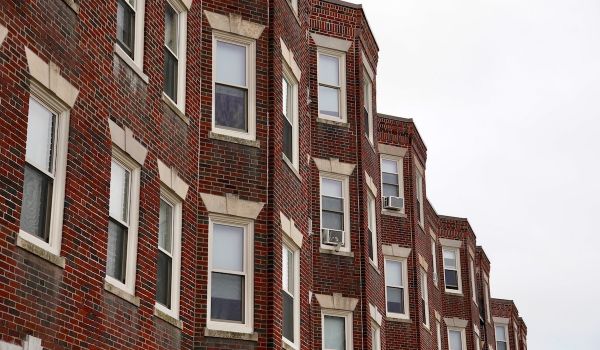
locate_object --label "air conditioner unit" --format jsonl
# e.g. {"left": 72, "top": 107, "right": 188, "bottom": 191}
{"left": 322, "top": 228, "right": 345, "bottom": 247}
{"left": 384, "top": 196, "right": 404, "bottom": 210}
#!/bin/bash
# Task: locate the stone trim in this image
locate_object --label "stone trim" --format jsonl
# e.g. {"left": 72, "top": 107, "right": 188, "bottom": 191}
{"left": 0, "top": 24, "right": 7, "bottom": 46}
{"left": 468, "top": 246, "right": 475, "bottom": 259}
{"left": 493, "top": 317, "right": 510, "bottom": 324}
{"left": 430, "top": 229, "right": 437, "bottom": 241}
{"left": 104, "top": 280, "right": 140, "bottom": 306}
{"left": 157, "top": 159, "right": 189, "bottom": 200}
{"left": 316, "top": 117, "right": 350, "bottom": 127}
{"left": 280, "top": 212, "right": 303, "bottom": 249}
{"left": 435, "top": 310, "right": 441, "bottom": 321}
{"left": 319, "top": 248, "right": 354, "bottom": 258}
{"left": 162, "top": 93, "right": 189, "bottom": 124}
{"left": 483, "top": 272, "right": 489, "bottom": 283}
{"left": 200, "top": 193, "right": 264, "bottom": 220}
{"left": 154, "top": 306, "right": 184, "bottom": 329}
{"left": 108, "top": 120, "right": 148, "bottom": 166}
{"left": 313, "top": 157, "right": 355, "bottom": 176}
{"left": 364, "top": 171, "right": 377, "bottom": 196}
{"left": 315, "top": 293, "right": 358, "bottom": 312}
{"left": 172, "top": 0, "right": 192, "bottom": 11}
{"left": 439, "top": 238, "right": 463, "bottom": 248}
{"left": 280, "top": 38, "right": 301, "bottom": 81}
{"left": 418, "top": 253, "right": 429, "bottom": 271}
{"left": 61, "top": 0, "right": 80, "bottom": 13}
{"left": 208, "top": 131, "right": 261, "bottom": 148}
{"left": 204, "top": 328, "right": 259, "bottom": 342}
{"left": 204, "top": 10, "right": 265, "bottom": 40}
{"left": 16, "top": 236, "right": 66, "bottom": 268}
{"left": 473, "top": 324, "right": 480, "bottom": 336}
{"left": 382, "top": 244, "right": 411, "bottom": 258}
{"left": 0, "top": 335, "right": 44, "bottom": 350}
{"left": 25, "top": 47, "right": 79, "bottom": 108}
{"left": 444, "top": 317, "right": 468, "bottom": 328}
{"left": 369, "top": 303, "right": 383, "bottom": 326}
{"left": 362, "top": 51, "right": 374, "bottom": 80}
{"left": 378, "top": 143, "right": 407, "bottom": 157}
{"left": 414, "top": 157, "right": 425, "bottom": 175}
{"left": 310, "top": 33, "right": 352, "bottom": 52}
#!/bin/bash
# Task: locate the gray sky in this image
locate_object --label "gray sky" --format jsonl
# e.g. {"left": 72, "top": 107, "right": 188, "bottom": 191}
{"left": 351, "top": 0, "right": 600, "bottom": 348}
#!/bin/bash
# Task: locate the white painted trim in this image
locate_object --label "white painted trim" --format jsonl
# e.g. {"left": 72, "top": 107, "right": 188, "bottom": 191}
{"left": 431, "top": 237, "right": 439, "bottom": 287}
{"left": 384, "top": 257, "right": 410, "bottom": 320}
{"left": 321, "top": 309, "right": 353, "bottom": 350}
{"left": 436, "top": 321, "right": 443, "bottom": 350}
{"left": 447, "top": 327, "right": 468, "bottom": 350}
{"left": 165, "top": 0, "right": 188, "bottom": 112}
{"left": 415, "top": 166, "right": 425, "bottom": 228}
{"left": 319, "top": 173, "right": 351, "bottom": 253}
{"left": 469, "top": 257, "right": 478, "bottom": 305}
{"left": 367, "top": 193, "right": 377, "bottom": 267}
{"left": 282, "top": 62, "right": 300, "bottom": 171}
{"left": 317, "top": 47, "right": 347, "bottom": 123}
{"left": 311, "top": 33, "right": 352, "bottom": 52}
{"left": 484, "top": 279, "right": 491, "bottom": 323}
{"left": 282, "top": 239, "right": 301, "bottom": 349}
{"left": 421, "top": 268, "right": 430, "bottom": 329}
{"left": 204, "top": 11, "right": 265, "bottom": 39}
{"left": 363, "top": 68, "right": 374, "bottom": 144}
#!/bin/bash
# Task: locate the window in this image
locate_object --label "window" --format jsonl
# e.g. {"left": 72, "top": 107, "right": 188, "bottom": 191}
{"left": 496, "top": 325, "right": 509, "bottom": 350}
{"left": 448, "top": 329, "right": 466, "bottom": 350}
{"left": 443, "top": 247, "right": 462, "bottom": 293}
{"left": 208, "top": 216, "right": 254, "bottom": 333}
{"left": 320, "top": 175, "right": 350, "bottom": 251}
{"left": 282, "top": 242, "right": 300, "bottom": 348}
{"left": 163, "top": 0, "right": 188, "bottom": 111}
{"left": 363, "top": 71, "right": 373, "bottom": 143}
{"left": 415, "top": 169, "right": 424, "bottom": 226}
{"left": 421, "top": 269, "right": 430, "bottom": 328}
{"left": 469, "top": 258, "right": 477, "bottom": 305}
{"left": 385, "top": 258, "right": 409, "bottom": 319}
{"left": 322, "top": 312, "right": 352, "bottom": 350}
{"left": 282, "top": 66, "right": 299, "bottom": 170}
{"left": 431, "top": 238, "right": 438, "bottom": 286}
{"left": 367, "top": 193, "right": 377, "bottom": 265}
{"left": 106, "top": 149, "right": 141, "bottom": 295}
{"left": 155, "top": 190, "right": 182, "bottom": 318}
{"left": 436, "top": 322, "right": 442, "bottom": 350}
{"left": 116, "top": 0, "right": 146, "bottom": 69}
{"left": 317, "top": 48, "right": 346, "bottom": 122}
{"left": 212, "top": 32, "right": 256, "bottom": 140}
{"left": 484, "top": 280, "right": 491, "bottom": 323}
{"left": 381, "top": 156, "right": 404, "bottom": 213}
{"left": 19, "top": 97, "right": 69, "bottom": 256}
{"left": 371, "top": 322, "right": 381, "bottom": 350}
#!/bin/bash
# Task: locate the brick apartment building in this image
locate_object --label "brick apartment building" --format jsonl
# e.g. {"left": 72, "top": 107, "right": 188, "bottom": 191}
{"left": 0, "top": 0, "right": 528, "bottom": 349}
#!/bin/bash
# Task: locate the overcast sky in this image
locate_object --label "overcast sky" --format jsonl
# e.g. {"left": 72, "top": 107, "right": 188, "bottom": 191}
{"left": 350, "top": 0, "right": 600, "bottom": 348}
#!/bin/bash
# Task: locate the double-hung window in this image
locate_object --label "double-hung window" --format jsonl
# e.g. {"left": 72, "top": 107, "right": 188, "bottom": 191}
{"left": 496, "top": 325, "right": 509, "bottom": 350}
{"left": 415, "top": 169, "right": 424, "bottom": 227}
{"left": 421, "top": 269, "right": 430, "bottom": 328}
{"left": 322, "top": 312, "right": 352, "bottom": 350}
{"left": 282, "top": 242, "right": 300, "bottom": 348}
{"left": 19, "top": 97, "right": 69, "bottom": 256}
{"left": 363, "top": 71, "right": 373, "bottom": 143}
{"left": 443, "top": 247, "right": 461, "bottom": 293}
{"left": 163, "top": 0, "right": 188, "bottom": 111}
{"left": 381, "top": 156, "right": 404, "bottom": 213}
{"left": 367, "top": 193, "right": 377, "bottom": 265}
{"left": 448, "top": 328, "right": 466, "bottom": 350}
{"left": 317, "top": 48, "right": 346, "bottom": 122}
{"left": 385, "top": 258, "right": 409, "bottom": 319}
{"left": 213, "top": 32, "right": 256, "bottom": 140}
{"left": 106, "top": 150, "right": 141, "bottom": 295}
{"left": 116, "top": 0, "right": 146, "bottom": 73}
{"left": 155, "top": 190, "right": 182, "bottom": 318}
{"left": 320, "top": 176, "right": 349, "bottom": 251}
{"left": 208, "top": 216, "right": 254, "bottom": 333}
{"left": 469, "top": 258, "right": 478, "bottom": 305}
{"left": 431, "top": 238, "right": 439, "bottom": 286}
{"left": 371, "top": 321, "right": 381, "bottom": 350}
{"left": 484, "top": 279, "right": 491, "bottom": 323}
{"left": 282, "top": 66, "right": 299, "bottom": 170}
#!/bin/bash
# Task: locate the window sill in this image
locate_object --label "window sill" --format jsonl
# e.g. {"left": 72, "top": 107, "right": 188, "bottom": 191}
{"left": 162, "top": 93, "right": 189, "bottom": 124}
{"left": 61, "top": 0, "right": 79, "bottom": 13}
{"left": 104, "top": 280, "right": 140, "bottom": 306}
{"left": 382, "top": 209, "right": 407, "bottom": 218}
{"left": 369, "top": 259, "right": 381, "bottom": 275}
{"left": 16, "top": 235, "right": 66, "bottom": 268}
{"left": 209, "top": 131, "right": 261, "bottom": 148}
{"left": 204, "top": 328, "right": 259, "bottom": 342}
{"left": 282, "top": 154, "right": 302, "bottom": 181}
{"left": 317, "top": 117, "right": 350, "bottom": 128}
{"left": 282, "top": 339, "right": 298, "bottom": 350}
{"left": 319, "top": 247, "right": 354, "bottom": 258}
{"left": 154, "top": 305, "right": 183, "bottom": 329}
{"left": 114, "top": 44, "right": 149, "bottom": 84}
{"left": 386, "top": 316, "right": 411, "bottom": 324}
{"left": 444, "top": 290, "right": 464, "bottom": 297}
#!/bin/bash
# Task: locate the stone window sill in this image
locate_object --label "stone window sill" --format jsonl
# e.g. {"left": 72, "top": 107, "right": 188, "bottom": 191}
{"left": 382, "top": 209, "right": 407, "bottom": 218}
{"left": 114, "top": 44, "right": 149, "bottom": 84}
{"left": 282, "top": 339, "right": 298, "bottom": 350}
{"left": 445, "top": 290, "right": 464, "bottom": 297}
{"left": 16, "top": 235, "right": 66, "bottom": 268}
{"left": 386, "top": 316, "right": 412, "bottom": 324}
{"left": 283, "top": 0, "right": 301, "bottom": 26}
{"left": 319, "top": 247, "right": 354, "bottom": 258}
{"left": 104, "top": 280, "right": 140, "bottom": 306}
{"left": 209, "top": 131, "right": 261, "bottom": 148}
{"left": 369, "top": 260, "right": 381, "bottom": 275}
{"left": 162, "top": 93, "right": 189, "bottom": 125}
{"left": 204, "top": 328, "right": 259, "bottom": 342}
{"left": 317, "top": 117, "right": 350, "bottom": 128}
{"left": 154, "top": 305, "right": 183, "bottom": 329}
{"left": 62, "top": 0, "right": 79, "bottom": 13}
{"left": 282, "top": 154, "right": 302, "bottom": 181}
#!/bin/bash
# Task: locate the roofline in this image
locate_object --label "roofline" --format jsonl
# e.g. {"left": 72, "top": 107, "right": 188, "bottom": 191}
{"left": 491, "top": 298, "right": 516, "bottom": 305}
{"left": 321, "top": 0, "right": 380, "bottom": 50}
{"left": 378, "top": 113, "right": 413, "bottom": 123}
{"left": 439, "top": 214, "right": 469, "bottom": 222}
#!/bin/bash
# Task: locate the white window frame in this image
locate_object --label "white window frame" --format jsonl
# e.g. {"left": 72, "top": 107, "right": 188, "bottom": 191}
{"left": 442, "top": 246, "right": 463, "bottom": 294}
{"left": 207, "top": 214, "right": 254, "bottom": 334}
{"left": 105, "top": 147, "right": 141, "bottom": 297}
{"left": 319, "top": 173, "right": 351, "bottom": 253}
{"left": 415, "top": 168, "right": 424, "bottom": 228}
{"left": 475, "top": 334, "right": 481, "bottom": 350}
{"left": 436, "top": 321, "right": 443, "bottom": 350}
{"left": 421, "top": 269, "right": 430, "bottom": 329}
{"left": 495, "top": 324, "right": 510, "bottom": 350}
{"left": 317, "top": 47, "right": 347, "bottom": 123}
{"left": 154, "top": 187, "right": 183, "bottom": 320}
{"left": 321, "top": 310, "right": 353, "bottom": 350}
{"left": 114, "top": 0, "right": 147, "bottom": 77}
{"left": 363, "top": 69, "right": 373, "bottom": 144}
{"left": 367, "top": 193, "right": 377, "bottom": 266}
{"left": 447, "top": 327, "right": 467, "bottom": 350}
{"left": 211, "top": 31, "right": 257, "bottom": 141}
{"left": 380, "top": 155, "right": 404, "bottom": 214}
{"left": 431, "top": 237, "right": 438, "bottom": 287}
{"left": 163, "top": 0, "right": 188, "bottom": 113}
{"left": 282, "top": 238, "right": 301, "bottom": 349}
{"left": 282, "top": 62, "right": 299, "bottom": 171}
{"left": 469, "top": 258, "right": 478, "bottom": 305}
{"left": 18, "top": 93, "right": 70, "bottom": 258}
{"left": 484, "top": 279, "right": 491, "bottom": 323}
{"left": 371, "top": 321, "right": 381, "bottom": 350}
{"left": 384, "top": 257, "right": 410, "bottom": 320}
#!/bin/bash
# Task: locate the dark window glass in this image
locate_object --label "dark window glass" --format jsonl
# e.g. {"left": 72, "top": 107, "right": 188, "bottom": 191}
{"left": 164, "top": 5, "right": 178, "bottom": 102}
{"left": 164, "top": 50, "right": 178, "bottom": 102}
{"left": 368, "top": 229, "right": 374, "bottom": 261}
{"left": 211, "top": 272, "right": 244, "bottom": 322}
{"left": 364, "top": 107, "right": 369, "bottom": 137}
{"left": 215, "top": 84, "right": 248, "bottom": 131}
{"left": 20, "top": 164, "right": 53, "bottom": 241}
{"left": 156, "top": 250, "right": 172, "bottom": 307}
{"left": 445, "top": 269, "right": 459, "bottom": 290}
{"left": 107, "top": 219, "right": 128, "bottom": 282}
{"left": 386, "top": 286, "right": 404, "bottom": 314}
{"left": 282, "top": 290, "right": 294, "bottom": 342}
{"left": 117, "top": 0, "right": 135, "bottom": 57}
{"left": 283, "top": 119, "right": 293, "bottom": 161}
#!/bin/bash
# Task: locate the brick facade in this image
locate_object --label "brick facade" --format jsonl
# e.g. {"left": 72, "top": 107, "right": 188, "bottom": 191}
{"left": 0, "top": 0, "right": 526, "bottom": 349}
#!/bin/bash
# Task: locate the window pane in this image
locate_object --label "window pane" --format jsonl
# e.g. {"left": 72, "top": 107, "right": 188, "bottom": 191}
{"left": 164, "top": 4, "right": 178, "bottom": 55}
{"left": 449, "top": 330, "right": 463, "bottom": 350}
{"left": 445, "top": 270, "right": 459, "bottom": 289}
{"left": 322, "top": 178, "right": 343, "bottom": 198}
{"left": 383, "top": 184, "right": 399, "bottom": 198}
{"left": 216, "top": 41, "right": 246, "bottom": 86}
{"left": 164, "top": 48, "right": 178, "bottom": 102}
{"left": 322, "top": 211, "right": 343, "bottom": 231}
{"left": 109, "top": 160, "right": 130, "bottom": 223}
{"left": 282, "top": 78, "right": 289, "bottom": 119}
{"left": 324, "top": 315, "right": 346, "bottom": 350}
{"left": 215, "top": 84, "right": 248, "bottom": 131}
{"left": 20, "top": 164, "right": 53, "bottom": 241}
{"left": 385, "top": 260, "right": 403, "bottom": 286}
{"left": 381, "top": 159, "right": 398, "bottom": 174}
{"left": 443, "top": 249, "right": 457, "bottom": 268}
{"left": 156, "top": 250, "right": 172, "bottom": 308}
{"left": 159, "top": 199, "right": 173, "bottom": 253}
{"left": 382, "top": 172, "right": 399, "bottom": 186}
{"left": 386, "top": 287, "right": 404, "bottom": 314}
{"left": 26, "top": 98, "right": 55, "bottom": 173}
{"left": 368, "top": 229, "right": 374, "bottom": 260}
{"left": 495, "top": 326, "right": 506, "bottom": 341}
{"left": 211, "top": 272, "right": 244, "bottom": 322}
{"left": 107, "top": 219, "right": 128, "bottom": 282}
{"left": 117, "top": 0, "right": 135, "bottom": 57}
{"left": 282, "top": 290, "right": 294, "bottom": 342}
{"left": 497, "top": 343, "right": 507, "bottom": 350}
{"left": 283, "top": 118, "right": 293, "bottom": 161}
{"left": 318, "top": 85, "right": 340, "bottom": 118}
{"left": 323, "top": 196, "right": 343, "bottom": 212}
{"left": 212, "top": 223, "right": 244, "bottom": 272}
{"left": 282, "top": 247, "right": 294, "bottom": 294}
{"left": 319, "top": 54, "right": 340, "bottom": 86}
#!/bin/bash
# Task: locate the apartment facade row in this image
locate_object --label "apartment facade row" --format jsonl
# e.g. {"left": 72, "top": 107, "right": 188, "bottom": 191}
{"left": 0, "top": 0, "right": 527, "bottom": 349}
